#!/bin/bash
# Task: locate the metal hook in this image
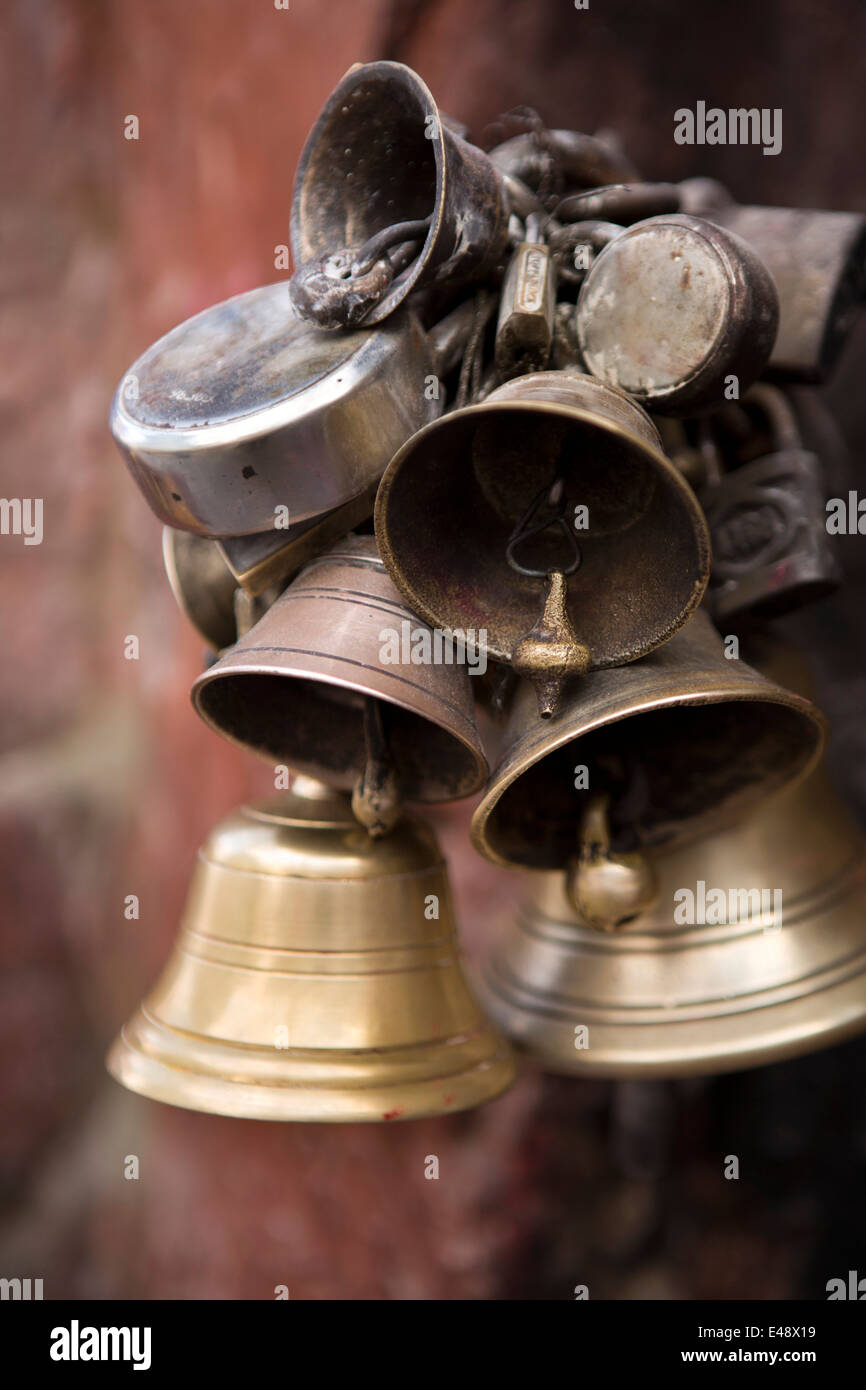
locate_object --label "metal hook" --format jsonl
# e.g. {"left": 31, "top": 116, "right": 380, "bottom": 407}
{"left": 505, "top": 475, "right": 582, "bottom": 577}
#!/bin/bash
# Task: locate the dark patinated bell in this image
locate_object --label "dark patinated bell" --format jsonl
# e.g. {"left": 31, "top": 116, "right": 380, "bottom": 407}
{"left": 289, "top": 61, "right": 510, "bottom": 327}
{"left": 701, "top": 384, "right": 841, "bottom": 620}
{"left": 375, "top": 369, "right": 710, "bottom": 718}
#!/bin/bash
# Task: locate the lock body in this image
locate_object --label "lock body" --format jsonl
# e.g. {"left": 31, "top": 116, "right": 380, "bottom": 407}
{"left": 702, "top": 447, "right": 840, "bottom": 620}
{"left": 111, "top": 285, "right": 441, "bottom": 537}
{"left": 495, "top": 238, "right": 556, "bottom": 377}
{"left": 710, "top": 204, "right": 866, "bottom": 382}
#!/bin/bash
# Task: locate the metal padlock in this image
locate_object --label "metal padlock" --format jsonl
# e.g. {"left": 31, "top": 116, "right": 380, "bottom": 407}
{"left": 494, "top": 215, "right": 557, "bottom": 376}
{"left": 700, "top": 384, "right": 841, "bottom": 620}
{"left": 695, "top": 199, "right": 866, "bottom": 383}
{"left": 111, "top": 286, "right": 476, "bottom": 538}
{"left": 575, "top": 213, "right": 779, "bottom": 415}
{"left": 216, "top": 485, "right": 378, "bottom": 596}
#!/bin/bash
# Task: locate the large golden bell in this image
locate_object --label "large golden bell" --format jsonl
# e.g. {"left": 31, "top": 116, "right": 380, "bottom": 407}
{"left": 107, "top": 779, "right": 515, "bottom": 1121}
{"left": 484, "top": 752, "right": 866, "bottom": 1076}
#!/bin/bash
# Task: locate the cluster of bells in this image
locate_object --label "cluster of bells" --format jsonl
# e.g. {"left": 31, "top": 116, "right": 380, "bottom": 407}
{"left": 106, "top": 61, "right": 866, "bottom": 1122}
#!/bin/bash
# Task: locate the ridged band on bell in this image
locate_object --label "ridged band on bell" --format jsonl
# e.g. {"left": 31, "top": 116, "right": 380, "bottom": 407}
{"left": 107, "top": 781, "right": 515, "bottom": 1121}
{"left": 483, "top": 750, "right": 866, "bottom": 1077}
{"left": 191, "top": 535, "right": 488, "bottom": 803}
{"left": 470, "top": 608, "right": 825, "bottom": 871}
{"left": 375, "top": 370, "right": 711, "bottom": 702}
{"left": 110, "top": 284, "right": 441, "bottom": 537}
{"left": 289, "top": 61, "right": 510, "bottom": 327}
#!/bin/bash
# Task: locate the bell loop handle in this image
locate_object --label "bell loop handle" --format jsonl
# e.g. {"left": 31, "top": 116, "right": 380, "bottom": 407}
{"left": 505, "top": 476, "right": 582, "bottom": 578}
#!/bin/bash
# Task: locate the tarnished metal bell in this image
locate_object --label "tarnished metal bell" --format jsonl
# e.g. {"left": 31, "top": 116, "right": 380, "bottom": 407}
{"left": 289, "top": 61, "right": 510, "bottom": 328}
{"left": 376, "top": 370, "right": 710, "bottom": 717}
{"left": 107, "top": 779, "right": 515, "bottom": 1120}
{"left": 111, "top": 284, "right": 475, "bottom": 537}
{"left": 483, "top": 740, "right": 866, "bottom": 1078}
{"left": 471, "top": 610, "right": 825, "bottom": 925}
{"left": 192, "top": 536, "right": 488, "bottom": 822}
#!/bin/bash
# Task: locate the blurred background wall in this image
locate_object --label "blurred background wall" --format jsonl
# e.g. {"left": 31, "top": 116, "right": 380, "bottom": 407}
{"left": 1, "top": 0, "right": 865, "bottom": 1299}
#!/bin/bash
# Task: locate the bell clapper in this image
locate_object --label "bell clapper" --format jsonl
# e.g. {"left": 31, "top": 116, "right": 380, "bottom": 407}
{"left": 565, "top": 793, "right": 659, "bottom": 931}
{"left": 352, "top": 697, "right": 403, "bottom": 838}
{"left": 506, "top": 476, "right": 590, "bottom": 716}
{"left": 511, "top": 569, "right": 591, "bottom": 718}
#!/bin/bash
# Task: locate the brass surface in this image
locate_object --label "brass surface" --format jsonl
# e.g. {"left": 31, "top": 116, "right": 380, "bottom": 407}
{"left": 471, "top": 609, "right": 825, "bottom": 870}
{"left": 192, "top": 535, "right": 488, "bottom": 803}
{"left": 510, "top": 569, "right": 591, "bottom": 717}
{"left": 107, "top": 781, "right": 515, "bottom": 1121}
{"left": 375, "top": 370, "right": 710, "bottom": 678}
{"left": 566, "top": 794, "right": 660, "bottom": 930}
{"left": 484, "top": 755, "right": 866, "bottom": 1077}
{"left": 290, "top": 61, "right": 509, "bottom": 326}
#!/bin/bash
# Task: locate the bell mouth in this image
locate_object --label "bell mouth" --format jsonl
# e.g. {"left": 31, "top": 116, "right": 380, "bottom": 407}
{"left": 376, "top": 397, "right": 709, "bottom": 668}
{"left": 291, "top": 62, "right": 441, "bottom": 322}
{"left": 475, "top": 696, "right": 824, "bottom": 870}
{"left": 194, "top": 672, "right": 485, "bottom": 803}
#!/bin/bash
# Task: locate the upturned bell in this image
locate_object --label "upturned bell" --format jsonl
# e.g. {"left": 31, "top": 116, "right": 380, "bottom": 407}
{"left": 107, "top": 778, "right": 515, "bottom": 1121}
{"left": 289, "top": 61, "right": 510, "bottom": 327}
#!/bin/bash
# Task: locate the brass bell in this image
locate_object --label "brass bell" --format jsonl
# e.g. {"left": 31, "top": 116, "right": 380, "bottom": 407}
{"left": 289, "top": 60, "right": 510, "bottom": 328}
{"left": 471, "top": 609, "right": 825, "bottom": 923}
{"left": 191, "top": 536, "right": 489, "bottom": 818}
{"left": 375, "top": 369, "right": 710, "bottom": 717}
{"left": 107, "top": 778, "right": 515, "bottom": 1120}
{"left": 483, "top": 739, "right": 866, "bottom": 1078}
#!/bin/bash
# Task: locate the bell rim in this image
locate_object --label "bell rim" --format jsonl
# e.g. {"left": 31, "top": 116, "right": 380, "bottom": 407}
{"left": 483, "top": 954, "right": 866, "bottom": 1080}
{"left": 106, "top": 1012, "right": 516, "bottom": 1123}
